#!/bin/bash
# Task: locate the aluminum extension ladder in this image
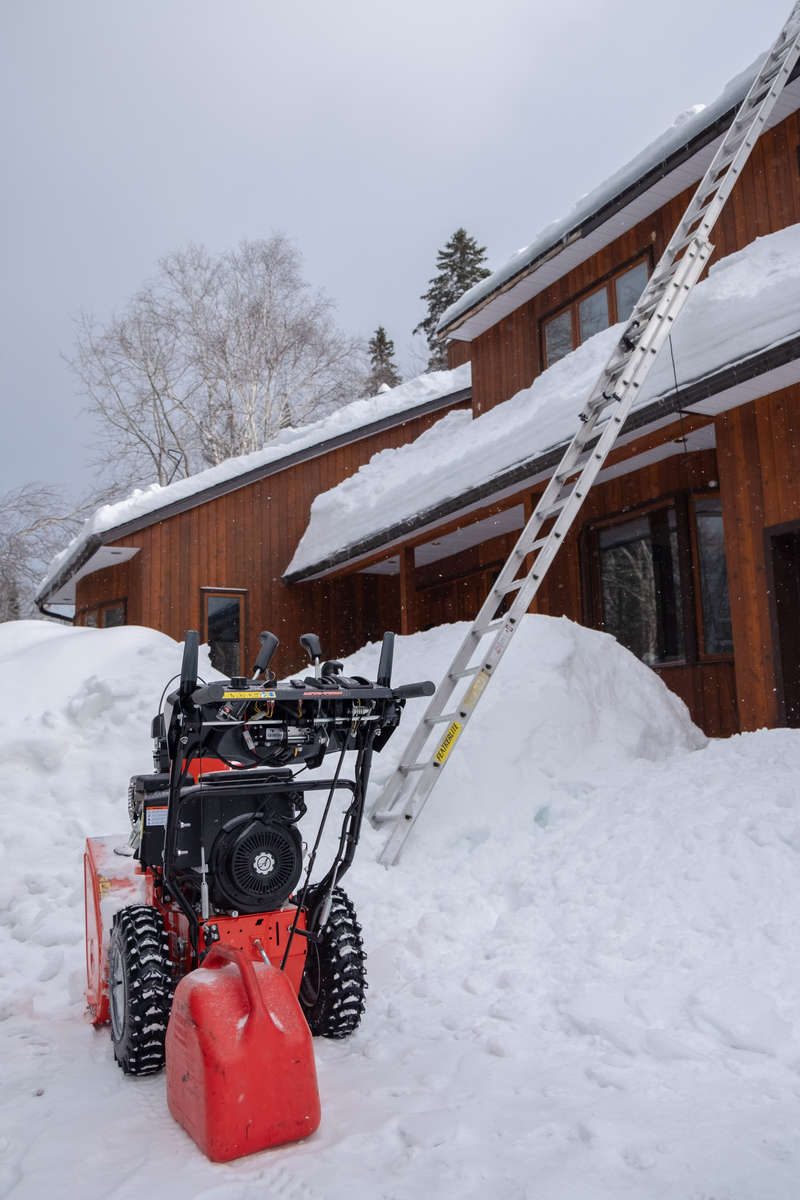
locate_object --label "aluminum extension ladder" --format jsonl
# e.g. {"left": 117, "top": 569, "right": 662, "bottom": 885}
{"left": 372, "top": 1, "right": 800, "bottom": 866}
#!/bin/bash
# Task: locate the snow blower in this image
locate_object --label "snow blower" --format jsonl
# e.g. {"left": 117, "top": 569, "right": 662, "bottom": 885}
{"left": 84, "top": 628, "right": 433, "bottom": 1161}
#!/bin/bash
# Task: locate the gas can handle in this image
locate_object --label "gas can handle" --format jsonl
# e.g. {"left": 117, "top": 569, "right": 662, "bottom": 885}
{"left": 201, "top": 944, "right": 267, "bottom": 1022}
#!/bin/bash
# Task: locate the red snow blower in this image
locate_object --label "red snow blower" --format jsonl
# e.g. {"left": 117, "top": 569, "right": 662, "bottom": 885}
{"left": 84, "top": 628, "right": 432, "bottom": 1161}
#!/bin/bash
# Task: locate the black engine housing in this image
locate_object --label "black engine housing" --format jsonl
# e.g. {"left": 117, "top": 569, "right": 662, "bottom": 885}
{"left": 134, "top": 767, "right": 305, "bottom": 913}
{"left": 209, "top": 813, "right": 303, "bottom": 913}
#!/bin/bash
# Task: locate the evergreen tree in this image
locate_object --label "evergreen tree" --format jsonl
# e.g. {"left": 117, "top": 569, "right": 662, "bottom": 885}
{"left": 365, "top": 326, "right": 401, "bottom": 393}
{"left": 414, "top": 228, "right": 491, "bottom": 370}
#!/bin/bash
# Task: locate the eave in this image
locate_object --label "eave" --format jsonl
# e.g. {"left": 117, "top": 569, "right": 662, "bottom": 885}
{"left": 439, "top": 65, "right": 800, "bottom": 343}
{"left": 35, "top": 385, "right": 471, "bottom": 608}
{"left": 283, "top": 335, "right": 800, "bottom": 583}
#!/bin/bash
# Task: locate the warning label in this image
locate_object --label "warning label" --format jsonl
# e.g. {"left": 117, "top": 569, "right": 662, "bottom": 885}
{"left": 145, "top": 806, "right": 168, "bottom": 827}
{"left": 434, "top": 721, "right": 462, "bottom": 766}
{"left": 222, "top": 690, "right": 276, "bottom": 700}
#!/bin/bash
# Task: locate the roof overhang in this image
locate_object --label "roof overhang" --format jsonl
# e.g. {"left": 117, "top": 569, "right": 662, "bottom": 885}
{"left": 440, "top": 69, "right": 800, "bottom": 342}
{"left": 284, "top": 335, "right": 800, "bottom": 583}
{"left": 45, "top": 545, "right": 140, "bottom": 605}
{"left": 35, "top": 385, "right": 471, "bottom": 608}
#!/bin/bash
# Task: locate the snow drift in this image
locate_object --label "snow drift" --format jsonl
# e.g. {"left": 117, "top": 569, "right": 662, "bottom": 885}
{"left": 3, "top": 617, "right": 800, "bottom": 1200}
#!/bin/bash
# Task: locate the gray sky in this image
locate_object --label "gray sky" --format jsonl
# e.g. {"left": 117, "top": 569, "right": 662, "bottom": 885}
{"left": 1, "top": 0, "right": 791, "bottom": 500}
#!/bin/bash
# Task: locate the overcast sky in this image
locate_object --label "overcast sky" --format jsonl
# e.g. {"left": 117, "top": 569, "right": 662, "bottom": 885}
{"left": 0, "top": 0, "right": 791, "bottom": 501}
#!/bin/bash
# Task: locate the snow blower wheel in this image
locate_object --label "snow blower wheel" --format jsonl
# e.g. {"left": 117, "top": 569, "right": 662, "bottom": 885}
{"left": 299, "top": 887, "right": 367, "bottom": 1038}
{"left": 108, "top": 906, "right": 172, "bottom": 1076}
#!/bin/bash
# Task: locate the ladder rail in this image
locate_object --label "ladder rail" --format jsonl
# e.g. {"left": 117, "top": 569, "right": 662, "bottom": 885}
{"left": 373, "top": 4, "right": 800, "bottom": 864}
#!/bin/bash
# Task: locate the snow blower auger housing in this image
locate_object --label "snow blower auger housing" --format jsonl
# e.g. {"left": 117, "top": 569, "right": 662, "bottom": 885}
{"left": 84, "top": 629, "right": 432, "bottom": 1124}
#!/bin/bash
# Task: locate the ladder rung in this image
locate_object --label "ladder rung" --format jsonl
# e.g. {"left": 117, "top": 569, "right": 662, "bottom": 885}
{"left": 500, "top": 577, "right": 525, "bottom": 596}
{"left": 398, "top": 761, "right": 426, "bottom": 774}
{"left": 474, "top": 618, "right": 507, "bottom": 636}
{"left": 539, "top": 499, "right": 568, "bottom": 521}
{"left": 429, "top": 710, "right": 462, "bottom": 725}
{"left": 447, "top": 665, "right": 482, "bottom": 681}
{"left": 370, "top": 808, "right": 403, "bottom": 825}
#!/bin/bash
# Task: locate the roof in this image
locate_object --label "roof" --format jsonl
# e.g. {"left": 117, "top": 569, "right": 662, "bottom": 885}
{"left": 285, "top": 223, "right": 800, "bottom": 582}
{"left": 438, "top": 55, "right": 800, "bottom": 342}
{"left": 37, "top": 365, "right": 471, "bottom": 606}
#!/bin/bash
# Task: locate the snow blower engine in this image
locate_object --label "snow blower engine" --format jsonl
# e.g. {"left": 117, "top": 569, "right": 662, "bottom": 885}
{"left": 84, "top": 629, "right": 433, "bottom": 1160}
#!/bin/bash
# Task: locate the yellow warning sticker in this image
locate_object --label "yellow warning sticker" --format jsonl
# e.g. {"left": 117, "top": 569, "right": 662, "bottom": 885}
{"left": 434, "top": 720, "right": 462, "bottom": 766}
{"left": 222, "top": 690, "right": 276, "bottom": 700}
{"left": 461, "top": 670, "right": 490, "bottom": 712}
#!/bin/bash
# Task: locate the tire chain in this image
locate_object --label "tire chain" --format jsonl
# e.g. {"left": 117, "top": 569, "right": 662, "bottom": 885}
{"left": 110, "top": 906, "right": 173, "bottom": 1075}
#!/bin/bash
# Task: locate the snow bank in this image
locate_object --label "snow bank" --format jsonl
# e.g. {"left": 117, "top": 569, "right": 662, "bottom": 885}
{"left": 439, "top": 55, "right": 766, "bottom": 330}
{"left": 288, "top": 223, "right": 800, "bottom": 575}
{"left": 38, "top": 363, "right": 471, "bottom": 597}
{"left": 4, "top": 617, "right": 800, "bottom": 1199}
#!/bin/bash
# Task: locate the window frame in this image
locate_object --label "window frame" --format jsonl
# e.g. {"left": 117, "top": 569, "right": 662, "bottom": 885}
{"left": 75, "top": 598, "right": 127, "bottom": 628}
{"left": 582, "top": 490, "right": 732, "bottom": 669}
{"left": 201, "top": 587, "right": 248, "bottom": 677}
{"left": 541, "top": 251, "right": 653, "bottom": 370}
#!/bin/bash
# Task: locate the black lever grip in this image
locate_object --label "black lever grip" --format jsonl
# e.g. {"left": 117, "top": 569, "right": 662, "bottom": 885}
{"left": 300, "top": 633, "right": 322, "bottom": 662}
{"left": 393, "top": 680, "right": 435, "bottom": 699}
{"left": 180, "top": 630, "right": 199, "bottom": 698}
{"left": 253, "top": 630, "right": 279, "bottom": 675}
{"left": 377, "top": 631, "right": 395, "bottom": 687}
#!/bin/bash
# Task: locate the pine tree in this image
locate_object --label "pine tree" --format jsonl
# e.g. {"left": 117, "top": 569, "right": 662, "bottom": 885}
{"left": 365, "top": 326, "right": 401, "bottom": 393}
{"left": 414, "top": 228, "right": 491, "bottom": 370}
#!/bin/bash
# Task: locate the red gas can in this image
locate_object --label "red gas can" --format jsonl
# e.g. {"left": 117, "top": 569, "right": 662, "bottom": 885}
{"left": 165, "top": 944, "right": 321, "bottom": 1162}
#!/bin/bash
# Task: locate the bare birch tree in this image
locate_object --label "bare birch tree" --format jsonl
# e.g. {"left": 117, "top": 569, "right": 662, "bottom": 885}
{"left": 71, "top": 236, "right": 366, "bottom": 492}
{"left": 0, "top": 484, "right": 86, "bottom": 621}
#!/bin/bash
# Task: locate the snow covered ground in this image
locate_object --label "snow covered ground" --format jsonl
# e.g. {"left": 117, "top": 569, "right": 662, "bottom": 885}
{"left": 3, "top": 618, "right": 800, "bottom": 1199}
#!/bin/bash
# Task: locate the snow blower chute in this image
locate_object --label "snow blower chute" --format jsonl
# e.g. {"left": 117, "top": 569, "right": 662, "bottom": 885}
{"left": 84, "top": 628, "right": 433, "bottom": 1161}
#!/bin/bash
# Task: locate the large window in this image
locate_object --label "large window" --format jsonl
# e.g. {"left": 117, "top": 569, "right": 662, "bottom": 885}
{"left": 543, "top": 258, "right": 650, "bottom": 369}
{"left": 204, "top": 589, "right": 246, "bottom": 676}
{"left": 597, "top": 508, "right": 684, "bottom": 665}
{"left": 587, "top": 495, "right": 732, "bottom": 667}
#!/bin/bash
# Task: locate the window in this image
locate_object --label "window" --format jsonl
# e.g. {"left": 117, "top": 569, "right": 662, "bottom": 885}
{"left": 543, "top": 257, "right": 650, "bottom": 368}
{"left": 587, "top": 494, "right": 733, "bottom": 667}
{"left": 596, "top": 508, "right": 684, "bottom": 665}
{"left": 77, "top": 600, "right": 126, "bottom": 628}
{"left": 204, "top": 590, "right": 246, "bottom": 676}
{"left": 693, "top": 497, "right": 733, "bottom": 655}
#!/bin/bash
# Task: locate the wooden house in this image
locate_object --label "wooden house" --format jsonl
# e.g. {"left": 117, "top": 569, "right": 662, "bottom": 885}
{"left": 38, "top": 55, "right": 800, "bottom": 738}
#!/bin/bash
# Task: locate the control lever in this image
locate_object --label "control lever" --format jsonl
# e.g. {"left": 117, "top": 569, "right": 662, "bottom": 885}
{"left": 393, "top": 681, "right": 435, "bottom": 699}
{"left": 300, "top": 633, "right": 322, "bottom": 676}
{"left": 252, "top": 630, "right": 279, "bottom": 679}
{"left": 180, "top": 631, "right": 199, "bottom": 700}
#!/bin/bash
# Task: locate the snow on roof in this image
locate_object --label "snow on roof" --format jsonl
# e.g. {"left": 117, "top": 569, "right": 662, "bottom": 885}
{"left": 437, "top": 56, "right": 768, "bottom": 334}
{"left": 287, "top": 223, "right": 800, "bottom": 579}
{"left": 38, "top": 363, "right": 471, "bottom": 599}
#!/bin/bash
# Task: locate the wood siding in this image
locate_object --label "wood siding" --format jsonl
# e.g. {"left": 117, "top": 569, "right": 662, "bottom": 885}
{"left": 715, "top": 383, "right": 800, "bottom": 730}
{"left": 467, "top": 113, "right": 800, "bottom": 416}
{"left": 75, "top": 401, "right": 469, "bottom": 679}
{"left": 406, "top": 445, "right": 738, "bottom": 737}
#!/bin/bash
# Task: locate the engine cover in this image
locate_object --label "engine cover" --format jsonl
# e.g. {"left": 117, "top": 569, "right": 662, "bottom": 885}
{"left": 209, "top": 814, "right": 303, "bottom": 913}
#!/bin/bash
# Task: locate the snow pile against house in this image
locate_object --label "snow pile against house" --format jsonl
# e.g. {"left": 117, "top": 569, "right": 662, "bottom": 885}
{"left": 38, "top": 363, "right": 470, "bottom": 597}
{"left": 287, "top": 223, "right": 800, "bottom": 577}
{"left": 4, "top": 617, "right": 800, "bottom": 1198}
